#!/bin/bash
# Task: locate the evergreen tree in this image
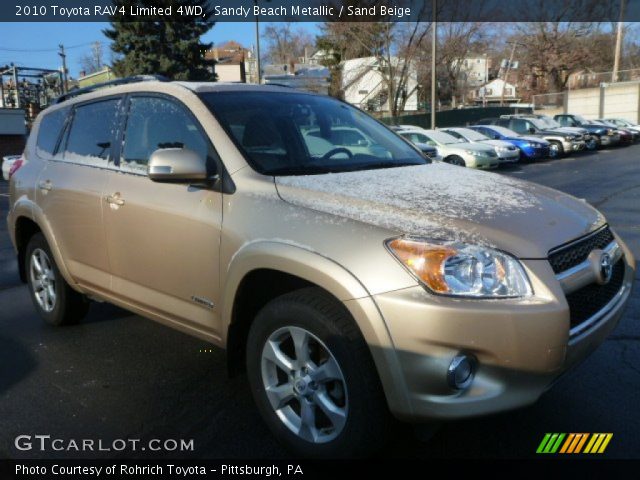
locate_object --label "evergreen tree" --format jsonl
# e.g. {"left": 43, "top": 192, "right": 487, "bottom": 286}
{"left": 104, "top": 0, "right": 215, "bottom": 80}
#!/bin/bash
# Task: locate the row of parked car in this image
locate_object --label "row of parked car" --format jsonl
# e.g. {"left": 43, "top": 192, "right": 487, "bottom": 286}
{"left": 391, "top": 113, "right": 640, "bottom": 169}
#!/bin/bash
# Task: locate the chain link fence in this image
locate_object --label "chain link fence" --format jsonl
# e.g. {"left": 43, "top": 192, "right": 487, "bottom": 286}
{"left": 532, "top": 92, "right": 566, "bottom": 111}
{"left": 568, "top": 68, "right": 640, "bottom": 89}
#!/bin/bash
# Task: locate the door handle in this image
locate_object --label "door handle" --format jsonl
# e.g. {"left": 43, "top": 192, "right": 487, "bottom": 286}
{"left": 105, "top": 193, "right": 125, "bottom": 206}
{"left": 38, "top": 180, "right": 52, "bottom": 191}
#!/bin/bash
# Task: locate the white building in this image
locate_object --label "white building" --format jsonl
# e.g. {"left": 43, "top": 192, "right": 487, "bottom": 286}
{"left": 471, "top": 78, "right": 519, "bottom": 104}
{"left": 341, "top": 56, "right": 419, "bottom": 112}
{"left": 454, "top": 55, "right": 490, "bottom": 87}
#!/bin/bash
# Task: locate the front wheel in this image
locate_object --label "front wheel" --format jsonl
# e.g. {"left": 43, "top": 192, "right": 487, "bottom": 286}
{"left": 548, "top": 141, "right": 563, "bottom": 158}
{"left": 585, "top": 137, "right": 598, "bottom": 151}
{"left": 246, "top": 288, "right": 392, "bottom": 457}
{"left": 445, "top": 155, "right": 466, "bottom": 167}
{"left": 25, "top": 233, "right": 89, "bottom": 326}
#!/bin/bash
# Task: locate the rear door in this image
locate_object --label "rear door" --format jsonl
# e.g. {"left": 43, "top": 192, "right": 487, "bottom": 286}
{"left": 102, "top": 94, "right": 223, "bottom": 336}
{"left": 36, "top": 98, "right": 121, "bottom": 288}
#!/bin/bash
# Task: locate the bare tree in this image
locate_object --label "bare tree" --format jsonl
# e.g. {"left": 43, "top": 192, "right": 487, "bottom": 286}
{"left": 79, "top": 41, "right": 105, "bottom": 75}
{"left": 317, "top": 21, "right": 430, "bottom": 116}
{"left": 263, "top": 23, "right": 314, "bottom": 65}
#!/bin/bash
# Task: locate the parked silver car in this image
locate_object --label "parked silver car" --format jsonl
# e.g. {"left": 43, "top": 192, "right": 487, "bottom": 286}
{"left": 442, "top": 127, "right": 520, "bottom": 163}
{"left": 398, "top": 128, "right": 499, "bottom": 168}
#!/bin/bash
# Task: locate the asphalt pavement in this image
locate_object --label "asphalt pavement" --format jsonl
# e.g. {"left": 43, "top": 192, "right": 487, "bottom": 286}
{"left": 0, "top": 146, "right": 638, "bottom": 459}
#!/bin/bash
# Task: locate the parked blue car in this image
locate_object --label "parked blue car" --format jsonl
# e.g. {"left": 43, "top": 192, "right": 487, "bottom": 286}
{"left": 468, "top": 125, "right": 551, "bottom": 161}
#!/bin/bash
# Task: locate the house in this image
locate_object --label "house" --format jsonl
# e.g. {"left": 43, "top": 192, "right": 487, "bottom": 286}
{"left": 454, "top": 55, "right": 490, "bottom": 88}
{"left": 205, "top": 42, "right": 255, "bottom": 83}
{"left": 341, "top": 56, "right": 419, "bottom": 112}
{"left": 78, "top": 67, "right": 115, "bottom": 88}
{"left": 470, "top": 78, "right": 519, "bottom": 105}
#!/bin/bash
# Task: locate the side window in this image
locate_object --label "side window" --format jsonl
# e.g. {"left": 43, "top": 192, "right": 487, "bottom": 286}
{"left": 121, "top": 96, "right": 208, "bottom": 174}
{"left": 509, "top": 119, "right": 527, "bottom": 134}
{"left": 35, "top": 108, "right": 68, "bottom": 159}
{"left": 556, "top": 116, "right": 569, "bottom": 126}
{"left": 64, "top": 99, "right": 120, "bottom": 166}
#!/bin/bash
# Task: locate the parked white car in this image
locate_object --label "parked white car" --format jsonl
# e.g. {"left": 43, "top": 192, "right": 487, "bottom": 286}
{"left": 2, "top": 155, "right": 21, "bottom": 181}
{"left": 603, "top": 118, "right": 640, "bottom": 134}
{"left": 398, "top": 128, "right": 499, "bottom": 168}
{"left": 442, "top": 127, "right": 520, "bottom": 163}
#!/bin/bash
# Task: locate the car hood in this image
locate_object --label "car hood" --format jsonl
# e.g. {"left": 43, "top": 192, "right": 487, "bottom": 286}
{"left": 275, "top": 164, "right": 605, "bottom": 259}
{"left": 442, "top": 142, "right": 494, "bottom": 152}
{"left": 554, "top": 126, "right": 588, "bottom": 135}
{"left": 480, "top": 139, "right": 516, "bottom": 149}
{"left": 512, "top": 135, "right": 548, "bottom": 144}
{"left": 538, "top": 129, "right": 572, "bottom": 137}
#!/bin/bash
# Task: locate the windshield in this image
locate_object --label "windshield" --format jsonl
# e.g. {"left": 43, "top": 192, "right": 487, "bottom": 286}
{"left": 454, "top": 128, "right": 488, "bottom": 141}
{"left": 537, "top": 116, "right": 561, "bottom": 128}
{"left": 526, "top": 118, "right": 547, "bottom": 130}
{"left": 574, "top": 115, "right": 588, "bottom": 123}
{"left": 425, "top": 130, "right": 465, "bottom": 144}
{"left": 200, "top": 91, "right": 427, "bottom": 175}
{"left": 487, "top": 125, "right": 520, "bottom": 137}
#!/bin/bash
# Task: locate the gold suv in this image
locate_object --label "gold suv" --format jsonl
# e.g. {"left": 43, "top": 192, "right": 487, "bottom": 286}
{"left": 7, "top": 79, "right": 635, "bottom": 457}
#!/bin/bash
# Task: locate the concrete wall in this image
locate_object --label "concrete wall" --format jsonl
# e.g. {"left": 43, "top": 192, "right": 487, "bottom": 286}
{"left": 567, "top": 87, "right": 601, "bottom": 118}
{"left": 602, "top": 83, "right": 640, "bottom": 123}
{"left": 563, "top": 82, "right": 640, "bottom": 122}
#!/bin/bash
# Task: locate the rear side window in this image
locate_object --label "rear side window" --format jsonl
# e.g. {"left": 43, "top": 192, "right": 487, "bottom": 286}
{"left": 35, "top": 108, "right": 68, "bottom": 159}
{"left": 121, "top": 96, "right": 208, "bottom": 174}
{"left": 63, "top": 99, "right": 120, "bottom": 166}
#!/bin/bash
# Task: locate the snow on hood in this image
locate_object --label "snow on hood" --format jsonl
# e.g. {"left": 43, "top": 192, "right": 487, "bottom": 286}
{"left": 275, "top": 163, "right": 604, "bottom": 256}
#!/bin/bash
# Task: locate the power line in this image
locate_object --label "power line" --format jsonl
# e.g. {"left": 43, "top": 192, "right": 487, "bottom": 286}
{"left": 0, "top": 41, "right": 107, "bottom": 53}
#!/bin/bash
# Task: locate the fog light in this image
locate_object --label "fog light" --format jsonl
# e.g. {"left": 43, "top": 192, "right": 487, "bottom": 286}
{"left": 447, "top": 354, "right": 475, "bottom": 390}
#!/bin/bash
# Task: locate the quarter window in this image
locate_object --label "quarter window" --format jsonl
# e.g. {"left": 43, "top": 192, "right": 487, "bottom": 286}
{"left": 64, "top": 99, "right": 120, "bottom": 166}
{"left": 36, "top": 108, "right": 68, "bottom": 159}
{"left": 121, "top": 96, "right": 208, "bottom": 174}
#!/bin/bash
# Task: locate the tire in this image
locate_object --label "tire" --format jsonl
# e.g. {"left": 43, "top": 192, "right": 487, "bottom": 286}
{"left": 246, "top": 287, "right": 393, "bottom": 458}
{"left": 445, "top": 155, "right": 466, "bottom": 167}
{"left": 586, "top": 137, "right": 598, "bottom": 151}
{"left": 25, "top": 232, "right": 89, "bottom": 326}
{"left": 548, "top": 141, "right": 563, "bottom": 159}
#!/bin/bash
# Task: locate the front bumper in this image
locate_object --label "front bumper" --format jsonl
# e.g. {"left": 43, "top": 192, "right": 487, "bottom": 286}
{"left": 497, "top": 151, "right": 520, "bottom": 163}
{"left": 564, "top": 140, "right": 586, "bottom": 152}
{"left": 369, "top": 240, "right": 635, "bottom": 421}
{"left": 600, "top": 134, "right": 620, "bottom": 146}
{"left": 466, "top": 154, "right": 499, "bottom": 169}
{"left": 521, "top": 146, "right": 549, "bottom": 159}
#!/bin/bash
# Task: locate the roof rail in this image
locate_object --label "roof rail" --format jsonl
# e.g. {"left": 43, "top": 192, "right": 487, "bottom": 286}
{"left": 54, "top": 74, "right": 170, "bottom": 104}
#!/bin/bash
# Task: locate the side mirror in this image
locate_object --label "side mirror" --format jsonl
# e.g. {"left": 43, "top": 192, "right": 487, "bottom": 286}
{"left": 528, "top": 127, "right": 536, "bottom": 134}
{"left": 148, "top": 148, "right": 208, "bottom": 183}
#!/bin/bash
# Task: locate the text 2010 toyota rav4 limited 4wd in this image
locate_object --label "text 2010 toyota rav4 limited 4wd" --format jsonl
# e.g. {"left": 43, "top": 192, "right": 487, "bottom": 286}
{"left": 7, "top": 80, "right": 635, "bottom": 457}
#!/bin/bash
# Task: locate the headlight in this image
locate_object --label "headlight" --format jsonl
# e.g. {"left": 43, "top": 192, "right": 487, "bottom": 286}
{"left": 521, "top": 142, "right": 532, "bottom": 148}
{"left": 607, "top": 129, "right": 615, "bottom": 135}
{"left": 386, "top": 238, "right": 533, "bottom": 298}
{"left": 465, "top": 149, "right": 485, "bottom": 157}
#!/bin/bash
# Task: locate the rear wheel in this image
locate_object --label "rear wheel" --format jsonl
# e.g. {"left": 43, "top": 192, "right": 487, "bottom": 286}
{"left": 246, "top": 288, "right": 392, "bottom": 457}
{"left": 445, "top": 155, "right": 466, "bottom": 167}
{"left": 25, "top": 233, "right": 89, "bottom": 326}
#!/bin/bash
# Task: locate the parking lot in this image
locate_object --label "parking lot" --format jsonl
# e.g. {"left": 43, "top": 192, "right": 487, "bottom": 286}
{"left": 0, "top": 145, "right": 638, "bottom": 459}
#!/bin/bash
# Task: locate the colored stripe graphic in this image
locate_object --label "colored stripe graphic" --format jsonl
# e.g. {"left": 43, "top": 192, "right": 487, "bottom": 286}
{"left": 537, "top": 433, "right": 613, "bottom": 454}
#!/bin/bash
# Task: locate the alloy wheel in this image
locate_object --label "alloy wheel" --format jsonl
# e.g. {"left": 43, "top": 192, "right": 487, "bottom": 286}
{"left": 29, "top": 248, "right": 56, "bottom": 313}
{"left": 260, "top": 326, "right": 348, "bottom": 443}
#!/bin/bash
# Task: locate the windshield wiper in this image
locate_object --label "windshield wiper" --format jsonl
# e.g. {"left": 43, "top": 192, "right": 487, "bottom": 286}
{"left": 268, "top": 165, "right": 338, "bottom": 176}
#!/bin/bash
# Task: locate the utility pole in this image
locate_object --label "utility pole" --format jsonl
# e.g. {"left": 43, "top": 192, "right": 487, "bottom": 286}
{"left": 430, "top": 0, "right": 437, "bottom": 129}
{"left": 612, "top": 0, "right": 626, "bottom": 83}
{"left": 500, "top": 42, "right": 518, "bottom": 106}
{"left": 254, "top": 0, "right": 265, "bottom": 84}
{"left": 58, "top": 44, "right": 68, "bottom": 93}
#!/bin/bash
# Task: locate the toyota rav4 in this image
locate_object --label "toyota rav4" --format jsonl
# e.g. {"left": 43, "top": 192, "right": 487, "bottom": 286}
{"left": 7, "top": 79, "right": 635, "bottom": 457}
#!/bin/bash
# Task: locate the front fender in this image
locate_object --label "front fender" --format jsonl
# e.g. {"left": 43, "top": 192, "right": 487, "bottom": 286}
{"left": 222, "top": 240, "right": 413, "bottom": 416}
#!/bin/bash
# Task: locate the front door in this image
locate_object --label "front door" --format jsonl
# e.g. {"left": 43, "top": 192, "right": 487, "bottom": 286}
{"left": 103, "top": 94, "right": 223, "bottom": 337}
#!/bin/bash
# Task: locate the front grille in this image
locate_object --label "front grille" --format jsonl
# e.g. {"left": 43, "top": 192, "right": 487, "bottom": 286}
{"left": 565, "top": 259, "right": 625, "bottom": 329}
{"left": 548, "top": 226, "right": 615, "bottom": 274}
